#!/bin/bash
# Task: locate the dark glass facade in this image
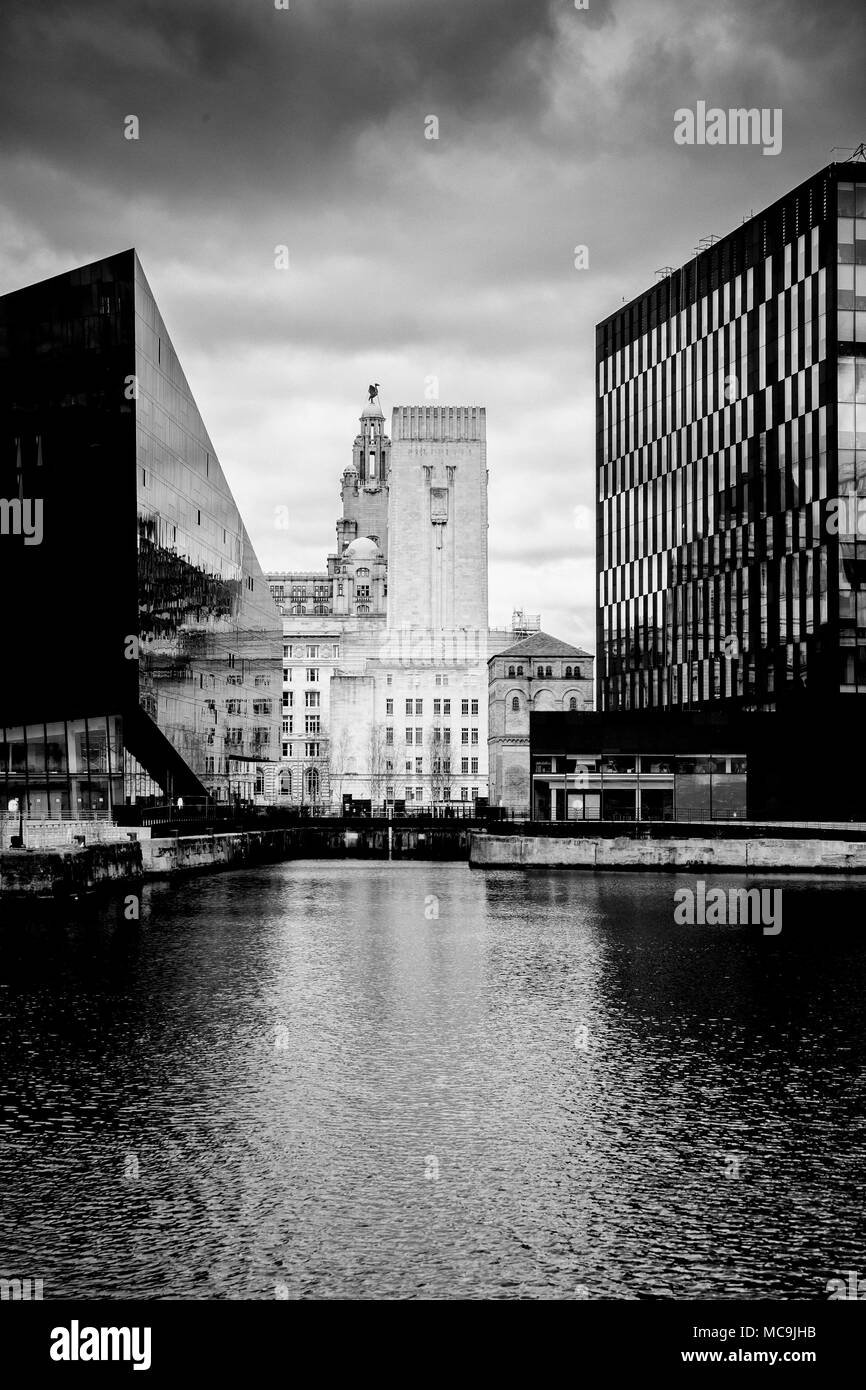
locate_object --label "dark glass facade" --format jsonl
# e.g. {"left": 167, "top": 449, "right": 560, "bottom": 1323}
{"left": 596, "top": 161, "right": 866, "bottom": 719}
{"left": 0, "top": 250, "right": 281, "bottom": 815}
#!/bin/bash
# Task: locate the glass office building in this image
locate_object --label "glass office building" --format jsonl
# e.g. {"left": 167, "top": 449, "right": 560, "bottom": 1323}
{"left": 597, "top": 158, "right": 866, "bottom": 718}
{"left": 0, "top": 250, "right": 281, "bottom": 815}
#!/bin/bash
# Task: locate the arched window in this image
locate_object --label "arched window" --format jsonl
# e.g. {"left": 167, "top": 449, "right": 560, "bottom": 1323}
{"left": 569, "top": 697, "right": 578, "bottom": 711}
{"left": 279, "top": 770, "right": 291, "bottom": 797}
{"left": 537, "top": 666, "right": 544, "bottom": 678}
{"left": 573, "top": 666, "right": 581, "bottom": 680}
{"left": 516, "top": 665, "right": 523, "bottom": 676}
{"left": 511, "top": 696, "right": 520, "bottom": 712}
{"left": 255, "top": 769, "right": 264, "bottom": 795}
{"left": 545, "top": 666, "right": 552, "bottom": 677}
{"left": 305, "top": 768, "right": 319, "bottom": 800}
{"left": 565, "top": 666, "right": 572, "bottom": 678}
{"left": 356, "top": 566, "right": 370, "bottom": 578}
{"left": 508, "top": 665, "right": 515, "bottom": 677}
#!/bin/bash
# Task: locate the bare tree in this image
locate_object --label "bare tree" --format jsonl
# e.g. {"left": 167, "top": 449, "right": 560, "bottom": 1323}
{"left": 427, "top": 726, "right": 444, "bottom": 807}
{"left": 329, "top": 727, "right": 352, "bottom": 808}
{"left": 368, "top": 723, "right": 388, "bottom": 808}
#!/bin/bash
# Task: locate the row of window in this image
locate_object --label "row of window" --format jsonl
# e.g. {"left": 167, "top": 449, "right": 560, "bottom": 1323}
{"left": 505, "top": 664, "right": 585, "bottom": 679}
{"left": 282, "top": 645, "right": 340, "bottom": 659}
{"left": 390, "top": 727, "right": 480, "bottom": 745}
{"left": 392, "top": 698, "right": 479, "bottom": 716}
{"left": 386, "top": 787, "right": 480, "bottom": 802}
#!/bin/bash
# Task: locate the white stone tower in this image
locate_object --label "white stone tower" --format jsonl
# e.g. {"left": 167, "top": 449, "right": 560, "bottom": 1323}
{"left": 387, "top": 406, "right": 488, "bottom": 632}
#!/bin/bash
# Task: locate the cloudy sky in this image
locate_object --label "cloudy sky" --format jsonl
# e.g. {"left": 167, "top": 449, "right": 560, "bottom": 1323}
{"left": 1, "top": 0, "right": 863, "bottom": 647}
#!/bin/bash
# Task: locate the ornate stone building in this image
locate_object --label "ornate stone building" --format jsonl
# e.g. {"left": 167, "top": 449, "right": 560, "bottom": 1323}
{"left": 488, "top": 631, "right": 595, "bottom": 814}
{"left": 265, "top": 396, "right": 509, "bottom": 807}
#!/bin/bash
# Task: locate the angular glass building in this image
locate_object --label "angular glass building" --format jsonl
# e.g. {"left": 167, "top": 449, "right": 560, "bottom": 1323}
{"left": 0, "top": 251, "right": 281, "bottom": 816}
{"left": 595, "top": 157, "right": 866, "bottom": 818}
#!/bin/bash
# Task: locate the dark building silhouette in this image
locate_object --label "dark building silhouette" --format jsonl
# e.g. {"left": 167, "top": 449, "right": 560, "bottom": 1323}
{"left": 0, "top": 250, "right": 281, "bottom": 816}
{"left": 585, "top": 157, "right": 866, "bottom": 820}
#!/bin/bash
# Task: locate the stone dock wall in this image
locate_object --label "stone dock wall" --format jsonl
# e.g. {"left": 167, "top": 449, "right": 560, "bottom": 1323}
{"left": 469, "top": 833, "right": 866, "bottom": 873}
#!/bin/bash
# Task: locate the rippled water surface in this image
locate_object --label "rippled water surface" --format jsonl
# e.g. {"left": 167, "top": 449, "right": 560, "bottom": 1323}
{"left": 0, "top": 862, "right": 863, "bottom": 1299}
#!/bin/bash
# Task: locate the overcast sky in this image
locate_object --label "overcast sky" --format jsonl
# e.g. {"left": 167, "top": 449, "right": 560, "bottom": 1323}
{"left": 1, "top": 0, "right": 863, "bottom": 647}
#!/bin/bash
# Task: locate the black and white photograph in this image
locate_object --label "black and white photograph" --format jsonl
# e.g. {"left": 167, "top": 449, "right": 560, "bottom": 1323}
{"left": 0, "top": 0, "right": 865, "bottom": 1359}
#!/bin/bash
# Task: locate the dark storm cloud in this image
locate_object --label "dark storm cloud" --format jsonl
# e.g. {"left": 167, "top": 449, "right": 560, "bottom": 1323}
{"left": 0, "top": 0, "right": 563, "bottom": 203}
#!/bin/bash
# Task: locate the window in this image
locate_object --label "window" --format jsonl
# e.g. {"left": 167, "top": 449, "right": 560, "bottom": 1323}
{"left": 405, "top": 761, "right": 412, "bottom": 773}
{"left": 405, "top": 699, "right": 413, "bottom": 716}
{"left": 569, "top": 697, "right": 578, "bottom": 710}
{"left": 282, "top": 741, "right": 289, "bottom": 758}
{"left": 280, "top": 771, "right": 291, "bottom": 796}
{"left": 306, "top": 668, "right": 319, "bottom": 682}
{"left": 283, "top": 667, "right": 290, "bottom": 683}
{"left": 443, "top": 759, "right": 451, "bottom": 776}
{"left": 332, "top": 645, "right": 339, "bottom": 658}
{"left": 537, "top": 666, "right": 544, "bottom": 678}
{"left": 415, "top": 727, "right": 422, "bottom": 743}
{"left": 282, "top": 718, "right": 290, "bottom": 734}
{"left": 461, "top": 699, "right": 469, "bottom": 716}
{"left": 306, "top": 645, "right": 319, "bottom": 659}
{"left": 434, "top": 699, "right": 441, "bottom": 715}
{"left": 387, "top": 674, "right": 392, "bottom": 686}
{"left": 461, "top": 787, "right": 468, "bottom": 801}
{"left": 511, "top": 696, "right": 520, "bottom": 711}
{"left": 471, "top": 758, "right": 478, "bottom": 774}
{"left": 443, "top": 786, "right": 451, "bottom": 801}
{"left": 508, "top": 665, "right": 515, "bottom": 677}
{"left": 433, "top": 727, "right": 441, "bottom": 742}
{"left": 283, "top": 645, "right": 290, "bottom": 659}
{"left": 385, "top": 727, "right": 394, "bottom": 745}
{"left": 443, "top": 699, "right": 450, "bottom": 715}
{"left": 471, "top": 699, "right": 478, "bottom": 716}
{"left": 546, "top": 666, "right": 552, "bottom": 677}
{"left": 415, "top": 699, "right": 423, "bottom": 715}
{"left": 406, "top": 787, "right": 414, "bottom": 801}
{"left": 386, "top": 699, "right": 394, "bottom": 716}
{"left": 443, "top": 728, "right": 451, "bottom": 744}
{"left": 415, "top": 758, "right": 423, "bottom": 774}
{"left": 305, "top": 768, "right": 319, "bottom": 799}
{"left": 305, "top": 742, "right": 320, "bottom": 758}
{"left": 471, "top": 729, "right": 478, "bottom": 746}
{"left": 405, "top": 728, "right": 413, "bottom": 744}
{"left": 565, "top": 666, "right": 573, "bottom": 678}
{"left": 461, "top": 758, "right": 469, "bottom": 774}
{"left": 386, "top": 785, "right": 394, "bottom": 800}
{"left": 517, "top": 666, "right": 523, "bottom": 676}
{"left": 305, "top": 691, "right": 320, "bottom": 708}
{"left": 435, "top": 675, "right": 441, "bottom": 687}
{"left": 416, "top": 786, "right": 423, "bottom": 801}
{"left": 356, "top": 585, "right": 370, "bottom": 601}
{"left": 461, "top": 728, "right": 469, "bottom": 744}
{"left": 305, "top": 715, "right": 320, "bottom": 734}
{"left": 471, "top": 787, "right": 478, "bottom": 801}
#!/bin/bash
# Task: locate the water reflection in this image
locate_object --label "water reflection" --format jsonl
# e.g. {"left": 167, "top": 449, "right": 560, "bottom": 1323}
{"left": 0, "top": 865, "right": 862, "bottom": 1299}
